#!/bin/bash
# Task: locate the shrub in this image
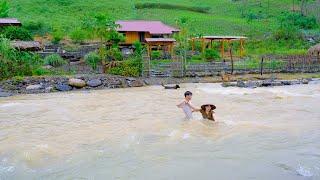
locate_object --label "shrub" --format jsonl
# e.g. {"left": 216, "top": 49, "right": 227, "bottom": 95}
{"left": 278, "top": 12, "right": 318, "bottom": 29}
{"left": 106, "top": 47, "right": 123, "bottom": 61}
{"left": 0, "top": 37, "right": 43, "bottom": 80}
{"left": 107, "top": 59, "right": 141, "bottom": 77}
{"left": 84, "top": 52, "right": 101, "bottom": 70}
{"left": 44, "top": 54, "right": 66, "bottom": 67}
{"left": 134, "top": 3, "right": 210, "bottom": 14}
{"left": 204, "top": 49, "right": 220, "bottom": 61}
{"left": 151, "top": 50, "right": 161, "bottom": 60}
{"left": 52, "top": 29, "right": 64, "bottom": 44}
{"left": 133, "top": 41, "right": 143, "bottom": 57}
{"left": 70, "top": 28, "right": 87, "bottom": 43}
{"left": 1, "top": 27, "right": 33, "bottom": 40}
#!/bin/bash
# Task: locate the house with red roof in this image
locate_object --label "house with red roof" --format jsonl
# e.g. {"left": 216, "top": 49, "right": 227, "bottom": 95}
{"left": 116, "top": 20, "right": 179, "bottom": 45}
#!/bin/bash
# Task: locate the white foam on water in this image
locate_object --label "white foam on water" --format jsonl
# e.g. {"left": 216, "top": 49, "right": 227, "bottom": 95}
{"left": 0, "top": 102, "right": 21, "bottom": 108}
{"left": 182, "top": 133, "right": 190, "bottom": 139}
{"left": 0, "top": 165, "right": 15, "bottom": 173}
{"left": 296, "top": 165, "right": 313, "bottom": 177}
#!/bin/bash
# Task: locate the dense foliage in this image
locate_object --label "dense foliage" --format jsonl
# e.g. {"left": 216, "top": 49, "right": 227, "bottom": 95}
{"left": 0, "top": 26, "right": 33, "bottom": 40}
{"left": 107, "top": 59, "right": 141, "bottom": 77}
{"left": 0, "top": 37, "right": 43, "bottom": 80}
{"left": 84, "top": 52, "right": 101, "bottom": 70}
{"left": 44, "top": 54, "right": 66, "bottom": 67}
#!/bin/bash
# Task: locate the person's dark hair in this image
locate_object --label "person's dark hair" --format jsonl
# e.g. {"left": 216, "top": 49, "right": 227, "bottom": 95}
{"left": 184, "top": 91, "right": 192, "bottom": 97}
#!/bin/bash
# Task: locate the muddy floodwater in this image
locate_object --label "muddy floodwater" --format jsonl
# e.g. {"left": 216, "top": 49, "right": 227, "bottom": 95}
{"left": 1, "top": 82, "right": 320, "bottom": 179}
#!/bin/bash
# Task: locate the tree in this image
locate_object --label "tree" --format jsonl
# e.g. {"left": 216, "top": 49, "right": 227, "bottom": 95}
{"left": 0, "top": 0, "right": 9, "bottom": 18}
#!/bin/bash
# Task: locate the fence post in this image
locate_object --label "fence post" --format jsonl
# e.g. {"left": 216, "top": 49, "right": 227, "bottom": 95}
{"left": 229, "top": 44, "right": 234, "bottom": 74}
{"left": 260, "top": 57, "right": 264, "bottom": 75}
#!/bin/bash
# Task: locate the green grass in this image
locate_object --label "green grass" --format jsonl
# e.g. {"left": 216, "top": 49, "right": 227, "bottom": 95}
{"left": 7, "top": 0, "right": 320, "bottom": 56}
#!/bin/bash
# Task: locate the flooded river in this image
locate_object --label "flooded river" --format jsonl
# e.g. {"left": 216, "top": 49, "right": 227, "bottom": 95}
{"left": 1, "top": 82, "right": 320, "bottom": 179}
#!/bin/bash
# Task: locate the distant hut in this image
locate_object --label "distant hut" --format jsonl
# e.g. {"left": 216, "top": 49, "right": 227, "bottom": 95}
{"left": 0, "top": 18, "right": 22, "bottom": 27}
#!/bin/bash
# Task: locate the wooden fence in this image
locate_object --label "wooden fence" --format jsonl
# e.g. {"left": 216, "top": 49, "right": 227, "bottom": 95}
{"left": 145, "top": 55, "right": 320, "bottom": 77}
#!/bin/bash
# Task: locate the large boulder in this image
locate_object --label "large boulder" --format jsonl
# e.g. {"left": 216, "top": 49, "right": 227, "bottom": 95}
{"left": 68, "top": 78, "right": 86, "bottom": 88}
{"left": 87, "top": 79, "right": 102, "bottom": 87}
{"left": 26, "top": 84, "right": 43, "bottom": 91}
{"left": 55, "top": 84, "right": 72, "bottom": 91}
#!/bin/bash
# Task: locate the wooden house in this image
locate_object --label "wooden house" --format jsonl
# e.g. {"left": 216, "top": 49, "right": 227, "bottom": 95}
{"left": 116, "top": 20, "right": 179, "bottom": 45}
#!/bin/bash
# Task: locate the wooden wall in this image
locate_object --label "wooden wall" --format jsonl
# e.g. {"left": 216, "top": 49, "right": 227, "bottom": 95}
{"left": 124, "top": 32, "right": 151, "bottom": 44}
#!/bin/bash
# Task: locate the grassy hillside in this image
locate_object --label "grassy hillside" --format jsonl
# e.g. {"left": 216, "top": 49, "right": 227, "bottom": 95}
{"left": 9, "top": 0, "right": 293, "bottom": 35}
{"left": 6, "top": 0, "right": 320, "bottom": 55}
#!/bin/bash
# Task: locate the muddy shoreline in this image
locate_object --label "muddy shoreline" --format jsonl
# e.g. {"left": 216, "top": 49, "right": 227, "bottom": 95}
{"left": 1, "top": 73, "right": 320, "bottom": 97}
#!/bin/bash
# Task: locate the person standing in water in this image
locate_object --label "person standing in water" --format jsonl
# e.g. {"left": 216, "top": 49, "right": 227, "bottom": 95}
{"left": 177, "top": 91, "right": 199, "bottom": 119}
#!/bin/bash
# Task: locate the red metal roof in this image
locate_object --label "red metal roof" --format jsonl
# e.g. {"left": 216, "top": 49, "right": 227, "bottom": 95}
{"left": 0, "top": 18, "right": 21, "bottom": 25}
{"left": 116, "top": 20, "right": 179, "bottom": 35}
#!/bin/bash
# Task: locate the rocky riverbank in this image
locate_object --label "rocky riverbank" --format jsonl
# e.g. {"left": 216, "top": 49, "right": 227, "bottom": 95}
{"left": 1, "top": 73, "right": 320, "bottom": 97}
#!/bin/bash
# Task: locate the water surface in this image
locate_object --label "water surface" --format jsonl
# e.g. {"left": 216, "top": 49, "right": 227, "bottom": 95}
{"left": 1, "top": 83, "right": 320, "bottom": 179}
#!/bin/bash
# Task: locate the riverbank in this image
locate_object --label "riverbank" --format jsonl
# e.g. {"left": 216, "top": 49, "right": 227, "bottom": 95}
{"left": 1, "top": 73, "right": 320, "bottom": 97}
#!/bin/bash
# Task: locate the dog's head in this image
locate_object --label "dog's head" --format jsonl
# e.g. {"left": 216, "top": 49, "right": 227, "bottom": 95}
{"left": 176, "top": 85, "right": 180, "bottom": 89}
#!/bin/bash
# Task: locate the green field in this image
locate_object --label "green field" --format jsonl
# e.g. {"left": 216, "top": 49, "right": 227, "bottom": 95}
{"left": 4, "top": 0, "right": 320, "bottom": 56}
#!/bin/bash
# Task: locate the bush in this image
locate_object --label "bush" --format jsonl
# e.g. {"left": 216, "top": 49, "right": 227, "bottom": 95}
{"left": 44, "top": 54, "right": 66, "bottom": 67}
{"left": 107, "top": 59, "right": 141, "bottom": 77}
{"left": 1, "top": 27, "right": 33, "bottom": 40}
{"left": 133, "top": 41, "right": 143, "bottom": 57}
{"left": 106, "top": 47, "right": 123, "bottom": 61}
{"left": 84, "top": 52, "right": 101, "bottom": 70}
{"left": 204, "top": 49, "right": 220, "bottom": 61}
{"left": 0, "top": 37, "right": 43, "bottom": 80}
{"left": 273, "top": 26, "right": 301, "bottom": 41}
{"left": 151, "top": 51, "right": 161, "bottom": 60}
{"left": 278, "top": 12, "right": 318, "bottom": 30}
{"left": 134, "top": 3, "right": 210, "bottom": 14}
{"left": 70, "top": 28, "right": 87, "bottom": 43}
{"left": 52, "top": 29, "right": 64, "bottom": 44}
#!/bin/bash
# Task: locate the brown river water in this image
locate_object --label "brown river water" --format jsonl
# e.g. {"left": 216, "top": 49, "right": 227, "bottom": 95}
{"left": 0, "top": 82, "right": 320, "bottom": 179}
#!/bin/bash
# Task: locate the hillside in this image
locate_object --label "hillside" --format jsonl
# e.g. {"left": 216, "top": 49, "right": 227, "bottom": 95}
{"left": 8, "top": 0, "right": 314, "bottom": 36}
{"left": 5, "top": 0, "right": 320, "bottom": 55}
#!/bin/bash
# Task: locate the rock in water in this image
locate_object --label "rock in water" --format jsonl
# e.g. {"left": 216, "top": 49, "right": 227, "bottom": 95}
{"left": 26, "top": 84, "right": 42, "bottom": 90}
{"left": 236, "top": 81, "right": 246, "bottom": 88}
{"left": 87, "top": 79, "right": 102, "bottom": 87}
{"left": 55, "top": 84, "right": 72, "bottom": 91}
{"left": 302, "top": 79, "right": 309, "bottom": 84}
{"left": 68, "top": 78, "right": 86, "bottom": 88}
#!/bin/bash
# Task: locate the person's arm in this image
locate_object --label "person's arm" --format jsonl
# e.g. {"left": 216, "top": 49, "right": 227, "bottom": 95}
{"left": 187, "top": 102, "right": 201, "bottom": 112}
{"left": 177, "top": 101, "right": 186, "bottom": 108}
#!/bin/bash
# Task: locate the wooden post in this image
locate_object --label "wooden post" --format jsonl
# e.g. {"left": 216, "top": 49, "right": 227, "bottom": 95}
{"left": 191, "top": 38, "right": 195, "bottom": 53}
{"left": 221, "top": 40, "right": 225, "bottom": 59}
{"left": 239, "top": 39, "right": 245, "bottom": 58}
{"left": 147, "top": 44, "right": 150, "bottom": 58}
{"left": 201, "top": 38, "right": 205, "bottom": 53}
{"left": 230, "top": 43, "right": 234, "bottom": 74}
{"left": 260, "top": 57, "right": 264, "bottom": 75}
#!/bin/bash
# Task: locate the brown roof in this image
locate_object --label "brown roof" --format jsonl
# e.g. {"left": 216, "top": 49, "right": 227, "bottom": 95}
{"left": 145, "top": 38, "right": 176, "bottom": 42}
{"left": 0, "top": 18, "right": 21, "bottom": 26}
{"left": 116, "top": 20, "right": 179, "bottom": 35}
